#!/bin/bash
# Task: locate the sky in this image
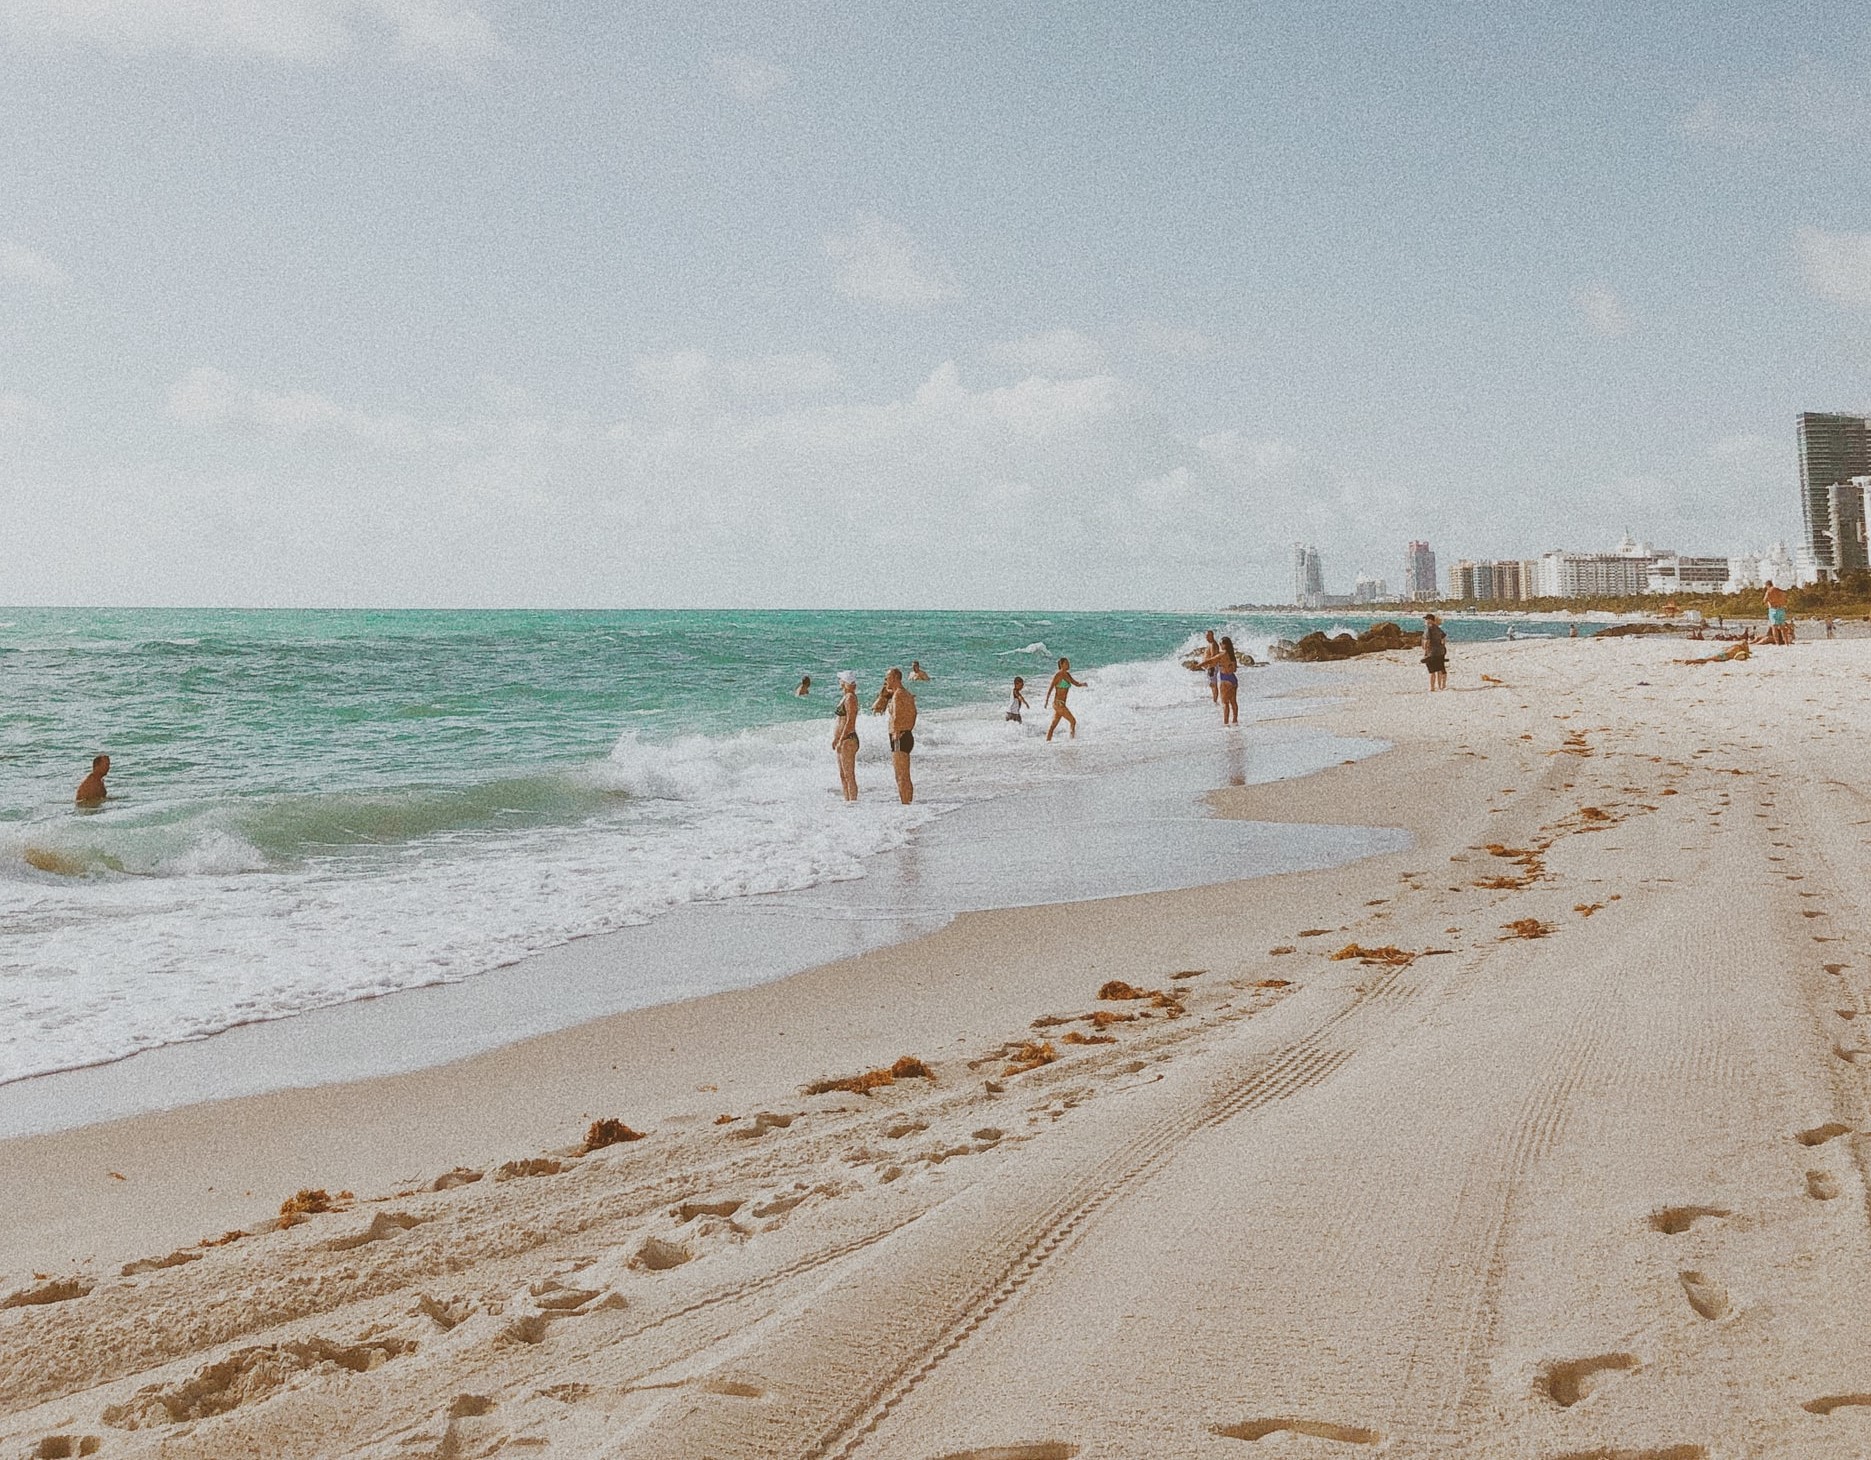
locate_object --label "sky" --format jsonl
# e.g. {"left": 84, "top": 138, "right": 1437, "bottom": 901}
{"left": 3, "top": 0, "right": 1870, "bottom": 609}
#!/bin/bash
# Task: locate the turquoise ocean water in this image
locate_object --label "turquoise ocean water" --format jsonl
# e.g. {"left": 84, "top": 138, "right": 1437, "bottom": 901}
{"left": 0, "top": 607, "right": 1564, "bottom": 1085}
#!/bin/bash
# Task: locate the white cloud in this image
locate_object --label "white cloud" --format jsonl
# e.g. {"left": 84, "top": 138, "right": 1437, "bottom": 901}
{"left": 1681, "top": 66, "right": 1862, "bottom": 147}
{"left": 987, "top": 328, "right": 1106, "bottom": 377}
{"left": 0, "top": 0, "right": 496, "bottom": 69}
{"left": 168, "top": 366, "right": 428, "bottom": 449}
{"left": 0, "top": 240, "right": 67, "bottom": 289}
{"left": 709, "top": 53, "right": 788, "bottom": 102}
{"left": 1574, "top": 283, "right": 1630, "bottom": 338}
{"left": 0, "top": 392, "right": 52, "bottom": 431}
{"left": 1796, "top": 226, "right": 1871, "bottom": 308}
{"left": 823, "top": 212, "right": 955, "bottom": 310}
{"left": 1132, "top": 318, "right": 1213, "bottom": 357}
{"left": 721, "top": 352, "right": 839, "bottom": 396}
{"left": 631, "top": 349, "right": 840, "bottom": 411}
{"left": 1195, "top": 429, "right": 1299, "bottom": 481}
{"left": 1134, "top": 465, "right": 1193, "bottom": 510}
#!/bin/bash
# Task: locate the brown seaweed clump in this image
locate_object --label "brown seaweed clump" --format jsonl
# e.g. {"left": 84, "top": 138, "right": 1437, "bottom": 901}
{"left": 1061, "top": 1031, "right": 1116, "bottom": 1046}
{"left": 582, "top": 1119, "right": 647, "bottom": 1154}
{"left": 804, "top": 1054, "right": 936, "bottom": 1097}
{"left": 278, "top": 1189, "right": 337, "bottom": 1219}
{"left": 1502, "top": 919, "right": 1554, "bottom": 940}
{"left": 1003, "top": 1040, "right": 1058, "bottom": 1074}
{"left": 1096, "top": 980, "right": 1184, "bottom": 1014}
{"left": 1329, "top": 944, "right": 1416, "bottom": 966}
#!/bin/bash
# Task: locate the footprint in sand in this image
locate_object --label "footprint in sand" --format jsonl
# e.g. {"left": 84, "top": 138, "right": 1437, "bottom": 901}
{"left": 30, "top": 1439, "right": 101, "bottom": 1459}
{"left": 1806, "top": 1170, "right": 1842, "bottom": 1201}
{"left": 1648, "top": 1205, "right": 1729, "bottom": 1236}
{"left": 1797, "top": 1123, "right": 1852, "bottom": 1147}
{"left": 1537, "top": 1353, "right": 1639, "bottom": 1408}
{"left": 1212, "top": 1418, "right": 1381, "bottom": 1445}
{"left": 930, "top": 1447, "right": 1080, "bottom": 1460}
{"left": 0, "top": 1276, "right": 93, "bottom": 1309}
{"left": 1678, "top": 1270, "right": 1730, "bottom": 1320}
{"left": 1804, "top": 1394, "right": 1871, "bottom": 1415}
{"left": 323, "top": 1210, "right": 426, "bottom": 1251}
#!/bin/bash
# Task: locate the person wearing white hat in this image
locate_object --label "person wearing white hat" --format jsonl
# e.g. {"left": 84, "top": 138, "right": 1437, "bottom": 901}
{"left": 832, "top": 671, "right": 861, "bottom": 802}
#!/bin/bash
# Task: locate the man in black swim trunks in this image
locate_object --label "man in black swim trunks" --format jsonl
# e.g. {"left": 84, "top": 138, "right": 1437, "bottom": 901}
{"left": 881, "top": 666, "right": 917, "bottom": 804}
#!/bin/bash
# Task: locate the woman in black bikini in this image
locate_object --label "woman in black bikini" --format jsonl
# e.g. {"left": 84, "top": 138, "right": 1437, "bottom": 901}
{"left": 832, "top": 671, "right": 860, "bottom": 801}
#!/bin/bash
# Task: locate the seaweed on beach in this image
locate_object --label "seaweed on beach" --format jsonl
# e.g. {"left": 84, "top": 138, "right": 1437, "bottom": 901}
{"left": 278, "top": 1188, "right": 345, "bottom": 1221}
{"left": 1097, "top": 980, "right": 1184, "bottom": 1013}
{"left": 1003, "top": 1040, "right": 1058, "bottom": 1074}
{"left": 1061, "top": 1031, "right": 1116, "bottom": 1046}
{"left": 1502, "top": 919, "right": 1555, "bottom": 940}
{"left": 804, "top": 1054, "right": 935, "bottom": 1097}
{"left": 1329, "top": 944, "right": 1416, "bottom": 967}
{"left": 582, "top": 1118, "right": 646, "bottom": 1153}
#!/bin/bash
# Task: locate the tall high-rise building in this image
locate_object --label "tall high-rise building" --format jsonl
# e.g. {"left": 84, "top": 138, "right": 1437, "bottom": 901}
{"left": 1403, "top": 541, "right": 1437, "bottom": 600}
{"left": 1798, "top": 412, "right": 1871, "bottom": 577}
{"left": 1292, "top": 543, "right": 1324, "bottom": 607}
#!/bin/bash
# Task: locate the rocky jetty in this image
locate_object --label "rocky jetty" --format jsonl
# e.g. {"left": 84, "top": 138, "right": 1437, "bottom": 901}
{"left": 1276, "top": 621, "right": 1422, "bottom": 662}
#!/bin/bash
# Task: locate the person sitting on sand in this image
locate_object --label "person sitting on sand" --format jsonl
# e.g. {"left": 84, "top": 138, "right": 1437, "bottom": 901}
{"left": 1045, "top": 657, "right": 1086, "bottom": 741}
{"left": 881, "top": 667, "right": 917, "bottom": 803}
{"left": 76, "top": 754, "right": 110, "bottom": 808}
{"left": 1422, "top": 614, "right": 1448, "bottom": 692}
{"left": 796, "top": 674, "right": 812, "bottom": 697}
{"left": 832, "top": 671, "right": 860, "bottom": 802}
{"left": 1006, "top": 675, "right": 1029, "bottom": 724}
{"left": 909, "top": 661, "right": 931, "bottom": 681}
{"left": 1201, "top": 636, "right": 1241, "bottom": 725}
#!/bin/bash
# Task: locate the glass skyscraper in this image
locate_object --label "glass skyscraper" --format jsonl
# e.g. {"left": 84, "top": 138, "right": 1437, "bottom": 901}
{"left": 1798, "top": 412, "right": 1871, "bottom": 577}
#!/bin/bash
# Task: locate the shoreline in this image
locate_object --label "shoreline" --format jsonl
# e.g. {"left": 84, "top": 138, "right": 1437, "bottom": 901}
{"left": 8, "top": 634, "right": 1871, "bottom": 1456}
{"left": 0, "top": 702, "right": 1392, "bottom": 1140}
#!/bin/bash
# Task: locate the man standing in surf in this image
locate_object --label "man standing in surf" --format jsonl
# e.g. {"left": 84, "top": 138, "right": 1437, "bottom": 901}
{"left": 880, "top": 666, "right": 917, "bottom": 804}
{"left": 1045, "top": 657, "right": 1086, "bottom": 741}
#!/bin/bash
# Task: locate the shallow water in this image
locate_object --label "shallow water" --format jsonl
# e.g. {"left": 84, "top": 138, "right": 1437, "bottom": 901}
{"left": 0, "top": 607, "right": 1547, "bottom": 1085}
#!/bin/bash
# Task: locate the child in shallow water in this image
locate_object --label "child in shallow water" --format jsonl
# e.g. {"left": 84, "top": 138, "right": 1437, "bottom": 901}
{"left": 1006, "top": 676, "right": 1029, "bottom": 724}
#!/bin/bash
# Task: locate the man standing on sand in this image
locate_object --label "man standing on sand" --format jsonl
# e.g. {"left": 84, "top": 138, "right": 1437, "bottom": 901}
{"left": 1422, "top": 614, "right": 1448, "bottom": 691}
{"left": 880, "top": 667, "right": 917, "bottom": 804}
{"left": 1763, "top": 581, "right": 1790, "bottom": 645}
{"left": 75, "top": 754, "right": 110, "bottom": 807}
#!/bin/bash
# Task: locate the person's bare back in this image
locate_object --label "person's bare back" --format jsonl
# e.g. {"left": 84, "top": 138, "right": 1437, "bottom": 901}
{"left": 75, "top": 754, "right": 110, "bottom": 808}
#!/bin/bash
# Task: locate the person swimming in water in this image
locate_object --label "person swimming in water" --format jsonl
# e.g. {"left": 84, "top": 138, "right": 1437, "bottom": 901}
{"left": 1045, "top": 658, "right": 1085, "bottom": 741}
{"left": 909, "top": 661, "right": 931, "bottom": 681}
{"left": 831, "top": 671, "right": 860, "bottom": 801}
{"left": 1201, "top": 637, "right": 1241, "bottom": 725}
{"left": 796, "top": 674, "right": 812, "bottom": 696}
{"left": 76, "top": 754, "right": 110, "bottom": 808}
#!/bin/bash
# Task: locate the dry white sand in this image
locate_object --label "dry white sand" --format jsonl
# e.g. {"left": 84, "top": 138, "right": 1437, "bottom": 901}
{"left": 6, "top": 634, "right": 1871, "bottom": 1458}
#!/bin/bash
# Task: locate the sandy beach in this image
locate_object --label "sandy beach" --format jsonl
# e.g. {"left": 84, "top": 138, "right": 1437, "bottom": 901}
{"left": 6, "top": 633, "right": 1871, "bottom": 1458}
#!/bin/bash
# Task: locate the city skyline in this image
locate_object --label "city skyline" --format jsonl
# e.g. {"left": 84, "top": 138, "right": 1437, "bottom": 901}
{"left": 3, "top": 5, "right": 1869, "bottom": 608}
